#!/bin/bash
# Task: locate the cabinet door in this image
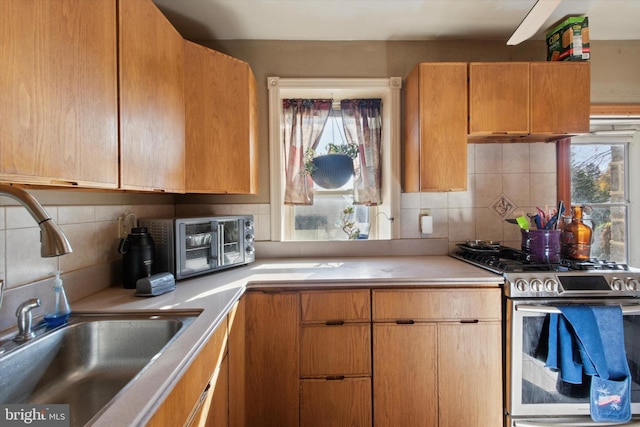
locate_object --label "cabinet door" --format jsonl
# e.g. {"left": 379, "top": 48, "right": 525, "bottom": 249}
{"left": 243, "top": 292, "right": 300, "bottom": 427}
{"left": 469, "top": 62, "right": 530, "bottom": 135}
{"left": 184, "top": 41, "right": 258, "bottom": 194}
{"left": 438, "top": 322, "right": 503, "bottom": 427}
{"left": 300, "top": 324, "right": 371, "bottom": 377}
{"left": 373, "top": 323, "right": 437, "bottom": 427}
{"left": 119, "top": 0, "right": 185, "bottom": 192}
{"left": 301, "top": 378, "right": 371, "bottom": 427}
{"left": 147, "top": 320, "right": 227, "bottom": 427}
{"left": 0, "top": 0, "right": 118, "bottom": 188}
{"left": 530, "top": 62, "right": 590, "bottom": 134}
{"left": 206, "top": 353, "right": 229, "bottom": 427}
{"left": 404, "top": 63, "right": 468, "bottom": 192}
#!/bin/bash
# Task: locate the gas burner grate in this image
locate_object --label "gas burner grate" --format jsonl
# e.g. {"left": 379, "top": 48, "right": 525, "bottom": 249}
{"left": 560, "top": 259, "right": 629, "bottom": 271}
{"left": 454, "top": 245, "right": 631, "bottom": 274}
{"left": 457, "top": 250, "right": 558, "bottom": 272}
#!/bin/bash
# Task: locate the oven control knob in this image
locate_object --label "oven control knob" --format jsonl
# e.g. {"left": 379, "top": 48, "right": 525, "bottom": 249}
{"left": 611, "top": 278, "right": 625, "bottom": 291}
{"left": 513, "top": 279, "right": 528, "bottom": 292}
{"left": 245, "top": 220, "right": 254, "bottom": 229}
{"left": 246, "top": 245, "right": 255, "bottom": 254}
{"left": 530, "top": 278, "right": 544, "bottom": 292}
{"left": 544, "top": 278, "right": 558, "bottom": 292}
{"left": 246, "top": 233, "right": 255, "bottom": 243}
{"left": 626, "top": 278, "right": 640, "bottom": 291}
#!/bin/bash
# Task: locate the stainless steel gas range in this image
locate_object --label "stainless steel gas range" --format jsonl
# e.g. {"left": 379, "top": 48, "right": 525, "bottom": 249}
{"left": 452, "top": 244, "right": 640, "bottom": 427}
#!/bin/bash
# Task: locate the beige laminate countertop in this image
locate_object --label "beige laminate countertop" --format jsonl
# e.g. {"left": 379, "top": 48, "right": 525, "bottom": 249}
{"left": 72, "top": 255, "right": 502, "bottom": 426}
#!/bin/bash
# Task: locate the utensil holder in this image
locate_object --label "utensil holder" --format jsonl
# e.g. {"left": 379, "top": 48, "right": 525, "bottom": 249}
{"left": 521, "top": 229, "right": 562, "bottom": 263}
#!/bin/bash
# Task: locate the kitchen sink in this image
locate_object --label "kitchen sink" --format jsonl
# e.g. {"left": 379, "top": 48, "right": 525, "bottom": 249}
{"left": 0, "top": 311, "right": 199, "bottom": 426}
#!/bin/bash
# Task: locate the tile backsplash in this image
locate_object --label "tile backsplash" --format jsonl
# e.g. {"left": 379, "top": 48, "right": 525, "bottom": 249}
{"left": 400, "top": 142, "right": 557, "bottom": 249}
{"left": 0, "top": 142, "right": 556, "bottom": 330}
{"left": 0, "top": 204, "right": 176, "bottom": 289}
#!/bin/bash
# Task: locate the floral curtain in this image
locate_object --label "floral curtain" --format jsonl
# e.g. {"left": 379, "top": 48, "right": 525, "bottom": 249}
{"left": 340, "top": 99, "right": 383, "bottom": 205}
{"left": 282, "top": 99, "right": 332, "bottom": 205}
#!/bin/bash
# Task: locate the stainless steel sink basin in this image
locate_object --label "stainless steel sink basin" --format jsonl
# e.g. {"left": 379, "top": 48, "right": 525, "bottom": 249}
{"left": 0, "top": 311, "right": 199, "bottom": 426}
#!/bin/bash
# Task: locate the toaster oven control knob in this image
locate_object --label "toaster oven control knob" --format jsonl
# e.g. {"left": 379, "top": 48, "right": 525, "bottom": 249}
{"left": 246, "top": 245, "right": 255, "bottom": 254}
{"left": 246, "top": 233, "right": 255, "bottom": 243}
{"left": 514, "top": 279, "right": 528, "bottom": 292}
{"left": 245, "top": 220, "right": 254, "bottom": 229}
{"left": 530, "top": 278, "right": 543, "bottom": 292}
{"left": 544, "top": 278, "right": 558, "bottom": 292}
{"left": 611, "top": 278, "right": 624, "bottom": 291}
{"left": 626, "top": 278, "right": 639, "bottom": 291}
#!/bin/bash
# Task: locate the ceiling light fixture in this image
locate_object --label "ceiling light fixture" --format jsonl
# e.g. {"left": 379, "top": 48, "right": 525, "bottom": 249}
{"left": 507, "top": 0, "right": 562, "bottom": 46}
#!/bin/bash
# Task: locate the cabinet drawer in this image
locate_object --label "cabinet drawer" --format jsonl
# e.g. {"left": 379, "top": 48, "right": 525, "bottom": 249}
{"left": 301, "top": 324, "right": 371, "bottom": 377}
{"left": 372, "top": 289, "right": 501, "bottom": 322}
{"left": 301, "top": 377, "right": 372, "bottom": 427}
{"left": 301, "top": 289, "right": 370, "bottom": 323}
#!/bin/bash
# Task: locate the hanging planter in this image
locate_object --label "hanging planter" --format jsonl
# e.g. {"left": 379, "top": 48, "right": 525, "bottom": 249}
{"left": 311, "top": 153, "right": 354, "bottom": 189}
{"left": 300, "top": 106, "right": 358, "bottom": 189}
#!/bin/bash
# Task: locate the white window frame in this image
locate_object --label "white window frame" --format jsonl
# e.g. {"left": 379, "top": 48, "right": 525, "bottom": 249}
{"left": 267, "top": 77, "right": 402, "bottom": 242}
{"left": 571, "top": 117, "right": 640, "bottom": 266}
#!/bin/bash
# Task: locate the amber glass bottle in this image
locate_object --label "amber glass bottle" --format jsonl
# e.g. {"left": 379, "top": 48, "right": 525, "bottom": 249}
{"left": 561, "top": 205, "right": 593, "bottom": 260}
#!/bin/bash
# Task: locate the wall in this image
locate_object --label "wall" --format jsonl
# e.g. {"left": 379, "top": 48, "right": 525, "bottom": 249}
{"left": 1, "top": 39, "right": 638, "bottom": 330}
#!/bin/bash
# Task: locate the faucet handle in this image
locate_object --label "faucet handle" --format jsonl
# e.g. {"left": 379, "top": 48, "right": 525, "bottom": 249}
{"left": 14, "top": 298, "right": 41, "bottom": 342}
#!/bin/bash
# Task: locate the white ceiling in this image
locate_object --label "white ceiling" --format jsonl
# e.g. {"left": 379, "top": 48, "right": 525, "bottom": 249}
{"left": 153, "top": 0, "right": 640, "bottom": 42}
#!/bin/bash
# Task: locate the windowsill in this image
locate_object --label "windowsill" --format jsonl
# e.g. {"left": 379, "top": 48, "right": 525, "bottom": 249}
{"left": 254, "top": 238, "right": 449, "bottom": 259}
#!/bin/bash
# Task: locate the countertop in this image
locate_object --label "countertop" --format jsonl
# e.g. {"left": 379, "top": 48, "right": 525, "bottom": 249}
{"left": 72, "top": 255, "right": 502, "bottom": 426}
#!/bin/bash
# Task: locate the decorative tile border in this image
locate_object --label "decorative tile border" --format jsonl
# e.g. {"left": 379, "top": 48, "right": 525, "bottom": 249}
{"left": 490, "top": 193, "right": 516, "bottom": 219}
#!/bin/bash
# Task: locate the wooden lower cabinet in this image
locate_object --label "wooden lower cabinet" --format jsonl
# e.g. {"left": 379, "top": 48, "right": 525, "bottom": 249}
{"left": 230, "top": 291, "right": 300, "bottom": 427}
{"left": 372, "top": 288, "right": 503, "bottom": 427}
{"left": 147, "top": 318, "right": 227, "bottom": 427}
{"left": 228, "top": 287, "right": 501, "bottom": 427}
{"left": 301, "top": 378, "right": 372, "bottom": 427}
{"left": 300, "top": 324, "right": 371, "bottom": 377}
{"left": 373, "top": 324, "right": 438, "bottom": 427}
{"left": 205, "top": 353, "right": 229, "bottom": 427}
{"left": 300, "top": 290, "right": 372, "bottom": 427}
{"left": 437, "top": 322, "right": 502, "bottom": 427}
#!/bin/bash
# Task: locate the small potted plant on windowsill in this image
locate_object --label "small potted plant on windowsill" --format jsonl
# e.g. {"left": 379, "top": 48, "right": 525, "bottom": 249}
{"left": 302, "top": 142, "right": 358, "bottom": 189}
{"left": 340, "top": 206, "right": 360, "bottom": 240}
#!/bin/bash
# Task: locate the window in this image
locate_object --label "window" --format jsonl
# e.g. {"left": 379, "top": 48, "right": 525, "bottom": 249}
{"left": 569, "top": 118, "right": 640, "bottom": 265}
{"left": 268, "top": 78, "right": 402, "bottom": 242}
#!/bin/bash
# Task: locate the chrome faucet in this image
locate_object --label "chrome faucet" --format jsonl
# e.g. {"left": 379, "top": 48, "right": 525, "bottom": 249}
{"left": 13, "top": 298, "right": 41, "bottom": 342}
{"left": 0, "top": 184, "right": 72, "bottom": 257}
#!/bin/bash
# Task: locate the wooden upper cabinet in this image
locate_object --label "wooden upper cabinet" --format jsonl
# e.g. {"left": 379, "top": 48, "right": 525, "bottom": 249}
{"left": 468, "top": 61, "right": 590, "bottom": 142}
{"left": 469, "top": 62, "right": 530, "bottom": 135}
{"left": 119, "top": 0, "right": 185, "bottom": 193}
{"left": 530, "top": 62, "right": 590, "bottom": 134}
{"left": 184, "top": 41, "right": 258, "bottom": 194}
{"left": 404, "top": 63, "right": 468, "bottom": 192}
{"left": 0, "top": 0, "right": 118, "bottom": 188}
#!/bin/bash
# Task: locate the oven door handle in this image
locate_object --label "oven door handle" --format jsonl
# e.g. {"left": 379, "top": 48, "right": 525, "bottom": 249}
{"left": 516, "top": 304, "right": 640, "bottom": 314}
{"left": 514, "top": 421, "right": 640, "bottom": 427}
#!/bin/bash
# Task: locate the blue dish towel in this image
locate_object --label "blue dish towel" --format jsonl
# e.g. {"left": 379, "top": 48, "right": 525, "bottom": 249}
{"left": 545, "top": 305, "right": 631, "bottom": 423}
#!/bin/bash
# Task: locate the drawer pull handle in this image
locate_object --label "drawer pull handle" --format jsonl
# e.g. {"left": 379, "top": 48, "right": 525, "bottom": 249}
{"left": 395, "top": 319, "right": 415, "bottom": 325}
{"left": 460, "top": 319, "right": 479, "bottom": 324}
{"left": 325, "top": 320, "right": 345, "bottom": 326}
{"left": 326, "top": 375, "right": 345, "bottom": 381}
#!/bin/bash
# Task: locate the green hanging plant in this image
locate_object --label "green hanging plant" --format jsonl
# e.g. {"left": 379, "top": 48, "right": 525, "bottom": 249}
{"left": 326, "top": 142, "right": 359, "bottom": 158}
